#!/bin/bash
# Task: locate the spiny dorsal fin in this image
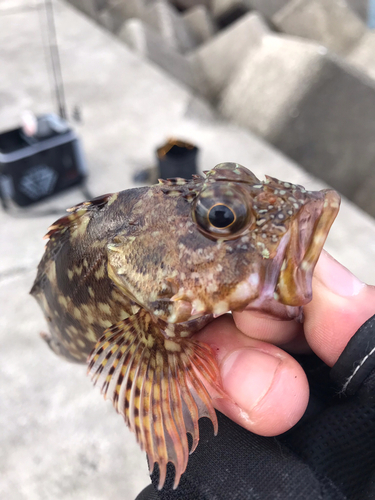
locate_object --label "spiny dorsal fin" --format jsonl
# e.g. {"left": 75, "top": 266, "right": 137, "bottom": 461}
{"left": 158, "top": 178, "right": 190, "bottom": 186}
{"left": 44, "top": 193, "right": 115, "bottom": 241}
{"left": 87, "top": 309, "right": 223, "bottom": 490}
{"left": 66, "top": 192, "right": 114, "bottom": 212}
{"left": 182, "top": 191, "right": 198, "bottom": 203}
{"left": 43, "top": 208, "right": 88, "bottom": 240}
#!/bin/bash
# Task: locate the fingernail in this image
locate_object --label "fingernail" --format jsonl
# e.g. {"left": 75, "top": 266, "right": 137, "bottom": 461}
{"left": 221, "top": 348, "right": 280, "bottom": 411}
{"left": 315, "top": 251, "right": 365, "bottom": 297}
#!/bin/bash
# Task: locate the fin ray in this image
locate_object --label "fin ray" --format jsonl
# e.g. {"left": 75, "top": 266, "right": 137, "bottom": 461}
{"left": 87, "top": 309, "right": 222, "bottom": 489}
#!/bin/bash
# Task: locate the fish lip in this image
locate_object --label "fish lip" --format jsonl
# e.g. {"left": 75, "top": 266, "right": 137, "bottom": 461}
{"left": 274, "top": 189, "right": 341, "bottom": 307}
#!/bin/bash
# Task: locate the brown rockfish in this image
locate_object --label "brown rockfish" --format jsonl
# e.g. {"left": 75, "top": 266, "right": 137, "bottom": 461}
{"left": 30, "top": 163, "right": 340, "bottom": 489}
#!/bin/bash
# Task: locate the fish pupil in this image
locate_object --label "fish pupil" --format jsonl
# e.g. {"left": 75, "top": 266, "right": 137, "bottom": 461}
{"left": 208, "top": 204, "right": 235, "bottom": 228}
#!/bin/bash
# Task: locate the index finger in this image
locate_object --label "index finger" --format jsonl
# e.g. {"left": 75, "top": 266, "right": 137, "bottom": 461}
{"left": 303, "top": 251, "right": 375, "bottom": 366}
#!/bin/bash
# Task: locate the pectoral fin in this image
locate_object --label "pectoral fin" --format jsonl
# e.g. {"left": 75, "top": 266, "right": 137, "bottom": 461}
{"left": 87, "top": 309, "right": 222, "bottom": 489}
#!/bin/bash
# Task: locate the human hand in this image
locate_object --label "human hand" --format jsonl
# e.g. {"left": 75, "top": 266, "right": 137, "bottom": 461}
{"left": 195, "top": 250, "right": 375, "bottom": 436}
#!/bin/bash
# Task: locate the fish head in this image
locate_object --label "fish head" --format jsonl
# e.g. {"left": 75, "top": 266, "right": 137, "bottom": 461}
{"left": 107, "top": 163, "right": 340, "bottom": 323}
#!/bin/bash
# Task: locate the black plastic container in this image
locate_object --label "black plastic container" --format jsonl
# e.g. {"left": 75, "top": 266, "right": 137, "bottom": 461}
{"left": 157, "top": 139, "right": 198, "bottom": 179}
{"left": 0, "top": 122, "right": 86, "bottom": 208}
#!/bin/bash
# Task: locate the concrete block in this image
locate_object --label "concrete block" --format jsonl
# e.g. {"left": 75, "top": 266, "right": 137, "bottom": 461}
{"left": 273, "top": 0, "right": 367, "bottom": 56}
{"left": 246, "top": 0, "right": 289, "bottom": 19}
{"left": 346, "top": 31, "right": 375, "bottom": 82}
{"left": 346, "top": 0, "right": 368, "bottom": 22}
{"left": 352, "top": 171, "right": 375, "bottom": 216}
{"left": 190, "top": 12, "right": 269, "bottom": 101}
{"left": 107, "top": 0, "right": 146, "bottom": 18}
{"left": 97, "top": 0, "right": 147, "bottom": 33}
{"left": 67, "top": 0, "right": 103, "bottom": 19}
{"left": 183, "top": 5, "right": 216, "bottom": 45}
{"left": 211, "top": 0, "right": 252, "bottom": 27}
{"left": 211, "top": 0, "right": 250, "bottom": 18}
{"left": 118, "top": 19, "right": 196, "bottom": 88}
{"left": 106, "top": 0, "right": 147, "bottom": 31}
{"left": 142, "top": 0, "right": 197, "bottom": 53}
{"left": 170, "top": 0, "right": 211, "bottom": 9}
{"left": 220, "top": 33, "right": 375, "bottom": 203}
{"left": 97, "top": 8, "right": 118, "bottom": 32}
{"left": 69, "top": 0, "right": 108, "bottom": 19}
{"left": 221, "top": 35, "right": 323, "bottom": 138}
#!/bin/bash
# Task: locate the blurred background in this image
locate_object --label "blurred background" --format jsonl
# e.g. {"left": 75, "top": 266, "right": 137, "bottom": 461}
{"left": 1, "top": 1, "right": 375, "bottom": 498}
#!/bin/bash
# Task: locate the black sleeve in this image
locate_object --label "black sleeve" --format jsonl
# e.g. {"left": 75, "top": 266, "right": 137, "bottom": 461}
{"left": 136, "top": 314, "right": 375, "bottom": 500}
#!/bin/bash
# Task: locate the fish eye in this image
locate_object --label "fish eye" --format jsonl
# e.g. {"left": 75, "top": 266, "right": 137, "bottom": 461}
{"left": 208, "top": 204, "right": 235, "bottom": 228}
{"left": 192, "top": 183, "right": 254, "bottom": 239}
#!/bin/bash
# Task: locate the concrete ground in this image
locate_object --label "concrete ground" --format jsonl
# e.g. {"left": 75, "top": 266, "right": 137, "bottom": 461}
{"left": 1, "top": 1, "right": 375, "bottom": 499}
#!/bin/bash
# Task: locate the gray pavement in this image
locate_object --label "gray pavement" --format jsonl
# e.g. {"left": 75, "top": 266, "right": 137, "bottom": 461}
{"left": 1, "top": 1, "right": 375, "bottom": 499}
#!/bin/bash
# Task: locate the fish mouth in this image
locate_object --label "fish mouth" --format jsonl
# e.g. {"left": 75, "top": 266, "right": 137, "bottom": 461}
{"left": 241, "top": 188, "right": 340, "bottom": 320}
{"left": 274, "top": 188, "right": 341, "bottom": 307}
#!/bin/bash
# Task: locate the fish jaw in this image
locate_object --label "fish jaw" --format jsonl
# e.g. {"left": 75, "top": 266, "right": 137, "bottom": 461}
{"left": 240, "top": 188, "right": 340, "bottom": 319}
{"left": 276, "top": 188, "right": 341, "bottom": 307}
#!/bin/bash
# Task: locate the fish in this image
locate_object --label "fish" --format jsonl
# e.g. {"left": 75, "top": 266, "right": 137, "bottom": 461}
{"left": 30, "top": 162, "right": 340, "bottom": 489}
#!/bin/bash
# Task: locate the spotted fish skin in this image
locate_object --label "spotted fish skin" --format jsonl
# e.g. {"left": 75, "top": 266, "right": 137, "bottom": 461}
{"left": 30, "top": 163, "right": 340, "bottom": 489}
{"left": 31, "top": 190, "right": 146, "bottom": 361}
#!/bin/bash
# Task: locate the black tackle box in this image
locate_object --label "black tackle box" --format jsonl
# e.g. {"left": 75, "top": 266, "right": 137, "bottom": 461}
{"left": 0, "top": 116, "right": 86, "bottom": 207}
